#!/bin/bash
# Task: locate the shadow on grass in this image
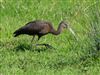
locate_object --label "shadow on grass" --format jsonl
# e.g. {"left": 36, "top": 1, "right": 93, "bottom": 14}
{"left": 14, "top": 43, "right": 31, "bottom": 51}
{"left": 14, "top": 43, "right": 55, "bottom": 52}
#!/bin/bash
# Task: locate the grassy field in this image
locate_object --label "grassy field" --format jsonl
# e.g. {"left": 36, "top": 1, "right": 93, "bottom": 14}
{"left": 0, "top": 0, "right": 100, "bottom": 75}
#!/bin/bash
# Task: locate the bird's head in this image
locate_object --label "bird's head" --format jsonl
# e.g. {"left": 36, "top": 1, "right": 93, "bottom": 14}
{"left": 60, "top": 21, "right": 78, "bottom": 41}
{"left": 60, "top": 21, "right": 69, "bottom": 29}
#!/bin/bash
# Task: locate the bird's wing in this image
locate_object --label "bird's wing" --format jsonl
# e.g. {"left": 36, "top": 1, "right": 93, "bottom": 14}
{"left": 39, "top": 23, "right": 51, "bottom": 34}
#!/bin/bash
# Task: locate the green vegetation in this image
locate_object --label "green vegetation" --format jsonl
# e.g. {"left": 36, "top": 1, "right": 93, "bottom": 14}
{"left": 0, "top": 0, "right": 100, "bottom": 75}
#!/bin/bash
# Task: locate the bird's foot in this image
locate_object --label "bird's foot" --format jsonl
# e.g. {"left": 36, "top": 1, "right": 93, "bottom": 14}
{"left": 32, "top": 44, "right": 54, "bottom": 49}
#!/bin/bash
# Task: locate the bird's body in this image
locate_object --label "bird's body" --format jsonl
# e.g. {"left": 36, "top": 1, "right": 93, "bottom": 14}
{"left": 14, "top": 20, "right": 51, "bottom": 37}
{"left": 14, "top": 20, "right": 68, "bottom": 41}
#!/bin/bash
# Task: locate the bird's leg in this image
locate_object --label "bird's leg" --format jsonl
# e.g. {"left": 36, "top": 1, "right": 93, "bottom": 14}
{"left": 31, "top": 35, "right": 35, "bottom": 43}
{"left": 35, "top": 36, "right": 41, "bottom": 46}
{"left": 38, "top": 36, "right": 41, "bottom": 41}
{"left": 32, "top": 36, "right": 41, "bottom": 47}
{"left": 31, "top": 35, "right": 41, "bottom": 47}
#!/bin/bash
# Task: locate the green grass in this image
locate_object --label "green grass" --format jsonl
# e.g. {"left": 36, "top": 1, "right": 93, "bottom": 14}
{"left": 0, "top": 0, "right": 100, "bottom": 75}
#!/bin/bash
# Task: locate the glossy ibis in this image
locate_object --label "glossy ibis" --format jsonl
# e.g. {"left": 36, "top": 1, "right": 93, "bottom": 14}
{"left": 13, "top": 20, "right": 77, "bottom": 46}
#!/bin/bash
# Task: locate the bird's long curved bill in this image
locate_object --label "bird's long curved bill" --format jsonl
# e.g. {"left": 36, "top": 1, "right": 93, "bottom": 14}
{"left": 68, "top": 27, "right": 78, "bottom": 41}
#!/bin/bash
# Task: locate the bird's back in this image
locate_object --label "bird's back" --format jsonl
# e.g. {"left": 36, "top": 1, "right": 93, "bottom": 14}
{"left": 13, "top": 20, "right": 53, "bottom": 37}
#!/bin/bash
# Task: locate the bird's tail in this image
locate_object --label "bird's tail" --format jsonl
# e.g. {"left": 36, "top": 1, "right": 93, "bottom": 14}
{"left": 13, "top": 28, "right": 22, "bottom": 37}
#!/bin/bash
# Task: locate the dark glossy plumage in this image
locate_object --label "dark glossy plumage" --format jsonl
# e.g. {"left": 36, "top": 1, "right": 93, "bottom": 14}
{"left": 13, "top": 20, "right": 68, "bottom": 41}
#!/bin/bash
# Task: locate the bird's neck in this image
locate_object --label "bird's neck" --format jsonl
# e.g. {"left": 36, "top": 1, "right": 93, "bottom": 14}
{"left": 51, "top": 24, "right": 62, "bottom": 35}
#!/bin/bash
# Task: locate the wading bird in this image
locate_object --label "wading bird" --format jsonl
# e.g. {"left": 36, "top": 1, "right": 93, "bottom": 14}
{"left": 13, "top": 20, "right": 77, "bottom": 46}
